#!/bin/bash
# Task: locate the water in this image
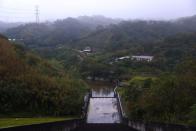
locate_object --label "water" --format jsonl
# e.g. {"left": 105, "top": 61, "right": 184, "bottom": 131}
{"left": 87, "top": 87, "right": 121, "bottom": 123}
{"left": 91, "top": 87, "right": 114, "bottom": 97}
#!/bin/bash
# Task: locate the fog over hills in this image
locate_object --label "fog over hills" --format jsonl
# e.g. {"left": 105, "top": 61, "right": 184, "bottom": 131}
{"left": 3, "top": 14, "right": 196, "bottom": 50}
{"left": 77, "top": 15, "right": 122, "bottom": 28}
{"left": 0, "top": 15, "right": 122, "bottom": 32}
{"left": 0, "top": 21, "right": 24, "bottom": 32}
{"left": 2, "top": 14, "right": 196, "bottom": 33}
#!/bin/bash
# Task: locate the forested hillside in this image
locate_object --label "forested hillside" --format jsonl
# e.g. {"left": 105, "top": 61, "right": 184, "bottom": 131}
{"left": 0, "top": 21, "right": 23, "bottom": 32}
{"left": 4, "top": 15, "right": 196, "bottom": 51}
{"left": 0, "top": 35, "right": 88, "bottom": 116}
{"left": 74, "top": 15, "right": 196, "bottom": 51}
{"left": 3, "top": 15, "right": 196, "bottom": 85}
{"left": 5, "top": 16, "right": 121, "bottom": 49}
{"left": 118, "top": 59, "right": 196, "bottom": 125}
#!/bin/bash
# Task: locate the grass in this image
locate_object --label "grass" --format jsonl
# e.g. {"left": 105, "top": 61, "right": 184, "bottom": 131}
{"left": 131, "top": 76, "right": 156, "bottom": 81}
{"left": 0, "top": 117, "right": 77, "bottom": 128}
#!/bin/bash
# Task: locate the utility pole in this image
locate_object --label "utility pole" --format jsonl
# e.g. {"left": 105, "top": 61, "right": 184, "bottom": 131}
{"left": 35, "top": 5, "right": 39, "bottom": 23}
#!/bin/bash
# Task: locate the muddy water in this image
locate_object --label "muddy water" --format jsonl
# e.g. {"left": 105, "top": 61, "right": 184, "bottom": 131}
{"left": 86, "top": 85, "right": 121, "bottom": 123}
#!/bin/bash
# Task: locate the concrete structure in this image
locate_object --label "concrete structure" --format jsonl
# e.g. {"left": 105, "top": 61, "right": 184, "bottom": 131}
{"left": 87, "top": 88, "right": 121, "bottom": 124}
{"left": 131, "top": 55, "right": 153, "bottom": 62}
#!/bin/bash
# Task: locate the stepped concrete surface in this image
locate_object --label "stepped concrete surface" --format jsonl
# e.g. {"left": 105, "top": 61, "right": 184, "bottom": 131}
{"left": 87, "top": 98, "right": 121, "bottom": 123}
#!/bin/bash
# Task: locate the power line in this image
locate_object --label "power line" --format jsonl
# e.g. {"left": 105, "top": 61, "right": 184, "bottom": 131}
{"left": 0, "top": 7, "right": 32, "bottom": 11}
{"left": 0, "top": 15, "right": 34, "bottom": 21}
{"left": 0, "top": 6, "right": 39, "bottom": 23}
{"left": 0, "top": 10, "right": 33, "bottom": 14}
{"left": 0, "top": 6, "right": 33, "bottom": 11}
{"left": 0, "top": 15, "right": 32, "bottom": 18}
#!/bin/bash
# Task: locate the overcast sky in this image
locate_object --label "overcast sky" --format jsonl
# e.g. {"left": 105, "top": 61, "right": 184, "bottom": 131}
{"left": 0, "top": 0, "right": 196, "bottom": 22}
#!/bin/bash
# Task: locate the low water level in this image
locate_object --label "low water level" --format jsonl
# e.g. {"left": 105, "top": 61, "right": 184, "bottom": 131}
{"left": 87, "top": 86, "right": 121, "bottom": 123}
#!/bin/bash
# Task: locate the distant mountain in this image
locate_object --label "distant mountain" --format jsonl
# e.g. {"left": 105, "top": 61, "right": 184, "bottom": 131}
{"left": 72, "top": 18, "right": 196, "bottom": 51}
{"left": 0, "top": 21, "right": 23, "bottom": 32}
{"left": 77, "top": 15, "right": 122, "bottom": 29}
{"left": 176, "top": 15, "right": 196, "bottom": 23}
{"left": 3, "top": 15, "right": 196, "bottom": 50}
{"left": 175, "top": 15, "right": 196, "bottom": 30}
{"left": 4, "top": 16, "right": 122, "bottom": 48}
{"left": 5, "top": 18, "right": 93, "bottom": 48}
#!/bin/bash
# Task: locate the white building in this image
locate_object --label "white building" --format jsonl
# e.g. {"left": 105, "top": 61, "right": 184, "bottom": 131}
{"left": 80, "top": 46, "right": 92, "bottom": 55}
{"left": 131, "top": 56, "right": 153, "bottom": 62}
{"left": 8, "top": 38, "right": 16, "bottom": 41}
{"left": 83, "top": 47, "right": 92, "bottom": 53}
{"left": 8, "top": 38, "right": 23, "bottom": 42}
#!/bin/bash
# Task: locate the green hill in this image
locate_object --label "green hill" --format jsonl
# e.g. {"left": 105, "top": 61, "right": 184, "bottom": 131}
{"left": 0, "top": 35, "right": 88, "bottom": 116}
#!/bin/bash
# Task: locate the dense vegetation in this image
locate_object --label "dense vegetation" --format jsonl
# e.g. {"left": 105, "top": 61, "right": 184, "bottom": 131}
{"left": 4, "top": 16, "right": 120, "bottom": 49}
{"left": 119, "top": 59, "right": 196, "bottom": 125}
{"left": 4, "top": 16, "right": 196, "bottom": 78}
{"left": 0, "top": 21, "right": 22, "bottom": 32}
{"left": 0, "top": 36, "right": 88, "bottom": 117}
{"left": 4, "top": 15, "right": 196, "bottom": 51}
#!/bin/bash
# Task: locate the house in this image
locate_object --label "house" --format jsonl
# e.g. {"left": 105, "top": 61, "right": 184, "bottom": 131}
{"left": 131, "top": 55, "right": 153, "bottom": 62}
{"left": 83, "top": 47, "right": 92, "bottom": 53}
{"left": 115, "top": 56, "right": 130, "bottom": 62}
{"left": 80, "top": 47, "right": 92, "bottom": 55}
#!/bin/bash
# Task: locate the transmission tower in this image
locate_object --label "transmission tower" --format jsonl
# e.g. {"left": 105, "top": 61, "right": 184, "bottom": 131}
{"left": 35, "top": 5, "right": 39, "bottom": 23}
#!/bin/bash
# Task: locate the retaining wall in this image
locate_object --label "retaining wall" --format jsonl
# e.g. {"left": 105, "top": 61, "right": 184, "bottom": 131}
{"left": 128, "top": 120, "right": 196, "bottom": 131}
{"left": 0, "top": 119, "right": 83, "bottom": 131}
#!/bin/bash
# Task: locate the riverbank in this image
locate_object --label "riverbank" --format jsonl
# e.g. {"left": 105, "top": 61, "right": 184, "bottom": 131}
{"left": 0, "top": 117, "right": 77, "bottom": 128}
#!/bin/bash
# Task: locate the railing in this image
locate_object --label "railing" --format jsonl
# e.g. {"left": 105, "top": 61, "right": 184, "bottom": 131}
{"left": 114, "top": 86, "right": 129, "bottom": 124}
{"left": 82, "top": 92, "right": 91, "bottom": 121}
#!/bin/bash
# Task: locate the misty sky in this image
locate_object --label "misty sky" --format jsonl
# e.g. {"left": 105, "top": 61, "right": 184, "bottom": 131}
{"left": 0, "top": 0, "right": 196, "bottom": 22}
